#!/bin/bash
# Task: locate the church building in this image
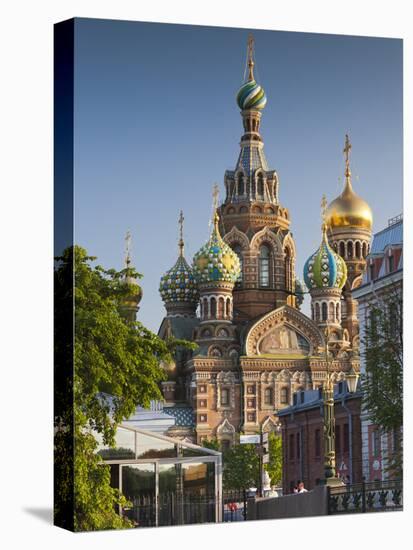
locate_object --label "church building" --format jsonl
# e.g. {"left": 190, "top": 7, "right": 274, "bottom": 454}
{"left": 155, "top": 37, "right": 373, "bottom": 447}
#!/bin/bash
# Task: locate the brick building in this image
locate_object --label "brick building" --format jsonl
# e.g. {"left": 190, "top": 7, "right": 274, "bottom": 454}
{"left": 278, "top": 385, "right": 363, "bottom": 493}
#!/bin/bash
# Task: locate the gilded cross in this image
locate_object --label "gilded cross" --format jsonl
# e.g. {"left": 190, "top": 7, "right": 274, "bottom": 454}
{"left": 212, "top": 183, "right": 220, "bottom": 211}
{"left": 247, "top": 33, "right": 255, "bottom": 80}
{"left": 125, "top": 230, "right": 132, "bottom": 267}
{"left": 321, "top": 194, "right": 328, "bottom": 223}
{"left": 343, "top": 134, "right": 352, "bottom": 171}
{"left": 178, "top": 210, "right": 185, "bottom": 256}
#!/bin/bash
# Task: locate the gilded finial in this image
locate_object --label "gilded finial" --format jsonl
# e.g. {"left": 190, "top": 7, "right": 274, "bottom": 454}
{"left": 178, "top": 210, "right": 185, "bottom": 257}
{"left": 212, "top": 183, "right": 220, "bottom": 229}
{"left": 343, "top": 133, "right": 352, "bottom": 178}
{"left": 321, "top": 194, "right": 328, "bottom": 235}
{"left": 125, "top": 230, "right": 132, "bottom": 268}
{"left": 247, "top": 33, "right": 255, "bottom": 81}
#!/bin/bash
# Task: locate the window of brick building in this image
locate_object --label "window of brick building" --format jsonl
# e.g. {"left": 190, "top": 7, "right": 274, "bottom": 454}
{"left": 281, "top": 387, "right": 289, "bottom": 404}
{"left": 388, "top": 254, "right": 394, "bottom": 273}
{"left": 221, "top": 388, "right": 229, "bottom": 406}
{"left": 264, "top": 387, "right": 273, "bottom": 405}
{"left": 199, "top": 414, "right": 207, "bottom": 423}
{"left": 372, "top": 429, "right": 380, "bottom": 457}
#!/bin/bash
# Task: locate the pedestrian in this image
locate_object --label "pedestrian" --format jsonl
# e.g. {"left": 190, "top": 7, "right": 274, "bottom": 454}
{"left": 296, "top": 480, "right": 308, "bottom": 494}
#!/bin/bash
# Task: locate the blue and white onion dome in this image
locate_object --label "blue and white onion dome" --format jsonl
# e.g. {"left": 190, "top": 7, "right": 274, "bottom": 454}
{"left": 193, "top": 212, "right": 241, "bottom": 284}
{"left": 159, "top": 252, "right": 199, "bottom": 305}
{"left": 304, "top": 225, "right": 347, "bottom": 290}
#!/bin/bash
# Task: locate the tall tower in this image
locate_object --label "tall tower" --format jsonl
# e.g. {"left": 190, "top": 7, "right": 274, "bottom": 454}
{"left": 218, "top": 35, "right": 297, "bottom": 321}
{"left": 304, "top": 196, "right": 347, "bottom": 333}
{"left": 325, "top": 135, "right": 373, "bottom": 344}
{"left": 119, "top": 230, "right": 142, "bottom": 323}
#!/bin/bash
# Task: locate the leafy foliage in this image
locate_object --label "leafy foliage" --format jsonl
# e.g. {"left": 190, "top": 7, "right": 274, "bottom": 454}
{"left": 265, "top": 432, "right": 282, "bottom": 486}
{"left": 54, "top": 245, "right": 190, "bottom": 531}
{"left": 362, "top": 285, "right": 403, "bottom": 477}
{"left": 222, "top": 444, "right": 260, "bottom": 490}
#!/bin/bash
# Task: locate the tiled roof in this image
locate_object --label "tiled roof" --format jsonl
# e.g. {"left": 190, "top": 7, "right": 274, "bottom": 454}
{"left": 237, "top": 144, "right": 268, "bottom": 175}
{"left": 163, "top": 406, "right": 195, "bottom": 427}
{"left": 370, "top": 220, "right": 403, "bottom": 255}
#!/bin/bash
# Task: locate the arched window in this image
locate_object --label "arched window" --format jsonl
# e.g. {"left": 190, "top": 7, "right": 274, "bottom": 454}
{"left": 210, "top": 297, "right": 217, "bottom": 318}
{"left": 347, "top": 241, "right": 353, "bottom": 258}
{"left": 362, "top": 242, "right": 367, "bottom": 257}
{"left": 339, "top": 242, "right": 345, "bottom": 258}
{"left": 259, "top": 245, "right": 271, "bottom": 287}
{"left": 258, "top": 174, "right": 264, "bottom": 197}
{"left": 264, "top": 387, "right": 273, "bottom": 405}
{"left": 218, "top": 297, "right": 225, "bottom": 319}
{"left": 221, "top": 388, "right": 230, "bottom": 406}
{"left": 238, "top": 174, "right": 244, "bottom": 196}
{"left": 355, "top": 241, "right": 361, "bottom": 258}
{"left": 336, "top": 302, "right": 340, "bottom": 322}
{"left": 233, "top": 245, "right": 243, "bottom": 284}
{"left": 280, "top": 387, "right": 289, "bottom": 404}
{"left": 226, "top": 298, "right": 231, "bottom": 318}
{"left": 322, "top": 302, "right": 328, "bottom": 321}
{"left": 284, "top": 247, "right": 293, "bottom": 293}
{"left": 203, "top": 297, "right": 208, "bottom": 319}
{"left": 329, "top": 302, "right": 335, "bottom": 321}
{"left": 315, "top": 302, "right": 320, "bottom": 322}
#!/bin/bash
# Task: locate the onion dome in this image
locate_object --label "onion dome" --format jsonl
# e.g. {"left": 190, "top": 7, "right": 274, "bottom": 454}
{"left": 159, "top": 211, "right": 199, "bottom": 306}
{"left": 326, "top": 135, "right": 372, "bottom": 231}
{"left": 119, "top": 231, "right": 142, "bottom": 322}
{"left": 159, "top": 254, "right": 198, "bottom": 304}
{"left": 193, "top": 212, "right": 241, "bottom": 284}
{"left": 236, "top": 34, "right": 267, "bottom": 111}
{"left": 237, "top": 79, "right": 267, "bottom": 111}
{"left": 304, "top": 225, "right": 347, "bottom": 290}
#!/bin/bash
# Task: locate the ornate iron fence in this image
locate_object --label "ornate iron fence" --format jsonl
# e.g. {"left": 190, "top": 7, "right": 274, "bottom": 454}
{"left": 328, "top": 480, "right": 403, "bottom": 515}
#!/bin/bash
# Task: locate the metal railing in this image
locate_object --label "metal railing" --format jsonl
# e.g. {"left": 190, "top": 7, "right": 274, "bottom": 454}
{"left": 328, "top": 480, "right": 403, "bottom": 515}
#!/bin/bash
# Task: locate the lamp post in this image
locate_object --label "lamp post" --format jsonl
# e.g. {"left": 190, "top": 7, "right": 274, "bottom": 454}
{"left": 322, "top": 327, "right": 360, "bottom": 487}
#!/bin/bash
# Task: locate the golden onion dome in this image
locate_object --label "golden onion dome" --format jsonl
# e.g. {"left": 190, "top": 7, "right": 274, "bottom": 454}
{"left": 326, "top": 134, "right": 372, "bottom": 231}
{"left": 326, "top": 178, "right": 372, "bottom": 231}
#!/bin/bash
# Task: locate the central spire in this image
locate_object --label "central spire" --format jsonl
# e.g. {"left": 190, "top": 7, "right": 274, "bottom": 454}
{"left": 247, "top": 33, "right": 255, "bottom": 81}
{"left": 223, "top": 35, "right": 280, "bottom": 206}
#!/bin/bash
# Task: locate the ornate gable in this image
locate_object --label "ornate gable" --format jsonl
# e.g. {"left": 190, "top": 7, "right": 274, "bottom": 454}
{"left": 245, "top": 305, "right": 324, "bottom": 356}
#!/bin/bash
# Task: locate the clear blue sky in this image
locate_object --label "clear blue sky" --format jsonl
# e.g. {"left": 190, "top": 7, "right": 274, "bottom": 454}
{"left": 74, "top": 18, "right": 403, "bottom": 331}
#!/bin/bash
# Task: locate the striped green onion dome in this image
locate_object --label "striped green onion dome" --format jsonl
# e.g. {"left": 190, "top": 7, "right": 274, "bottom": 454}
{"left": 159, "top": 255, "right": 199, "bottom": 304}
{"left": 304, "top": 227, "right": 347, "bottom": 290}
{"left": 193, "top": 213, "right": 241, "bottom": 284}
{"left": 237, "top": 79, "right": 267, "bottom": 110}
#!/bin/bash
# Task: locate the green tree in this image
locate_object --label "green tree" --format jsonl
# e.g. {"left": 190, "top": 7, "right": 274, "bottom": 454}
{"left": 362, "top": 285, "right": 403, "bottom": 478}
{"left": 265, "top": 432, "right": 282, "bottom": 486}
{"left": 54, "top": 246, "right": 193, "bottom": 531}
{"left": 222, "top": 444, "right": 260, "bottom": 490}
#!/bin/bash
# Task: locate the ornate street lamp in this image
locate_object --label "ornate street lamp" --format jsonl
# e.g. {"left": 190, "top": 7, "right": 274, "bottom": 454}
{"left": 322, "top": 326, "right": 344, "bottom": 487}
{"left": 322, "top": 329, "right": 360, "bottom": 487}
{"left": 346, "top": 365, "right": 360, "bottom": 394}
